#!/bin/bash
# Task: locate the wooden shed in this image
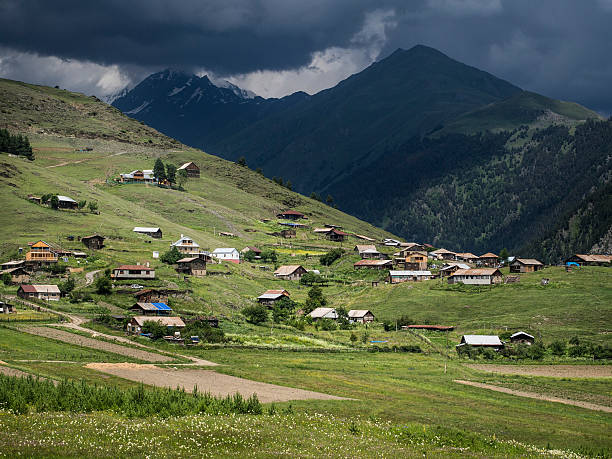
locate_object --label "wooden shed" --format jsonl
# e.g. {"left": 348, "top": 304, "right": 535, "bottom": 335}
{"left": 81, "top": 234, "right": 105, "bottom": 250}
{"left": 509, "top": 258, "right": 544, "bottom": 273}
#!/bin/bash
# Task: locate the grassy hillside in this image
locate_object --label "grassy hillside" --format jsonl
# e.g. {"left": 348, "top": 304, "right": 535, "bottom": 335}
{"left": 437, "top": 91, "right": 601, "bottom": 135}
{"left": 0, "top": 78, "right": 610, "bottom": 458}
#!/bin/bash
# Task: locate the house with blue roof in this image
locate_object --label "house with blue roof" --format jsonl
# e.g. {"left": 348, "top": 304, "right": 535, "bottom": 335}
{"left": 129, "top": 302, "right": 172, "bottom": 315}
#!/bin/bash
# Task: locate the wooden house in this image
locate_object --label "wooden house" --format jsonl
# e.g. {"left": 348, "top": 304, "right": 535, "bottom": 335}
{"left": 455, "top": 252, "right": 480, "bottom": 263}
{"left": 133, "top": 227, "right": 162, "bottom": 238}
{"left": 448, "top": 268, "right": 503, "bottom": 285}
{"left": 510, "top": 331, "right": 535, "bottom": 345}
{"left": 1, "top": 260, "right": 25, "bottom": 271}
{"left": 325, "top": 228, "right": 348, "bottom": 242}
{"left": 176, "top": 257, "right": 207, "bottom": 277}
{"left": 396, "top": 251, "right": 428, "bottom": 270}
{"left": 479, "top": 252, "right": 499, "bottom": 267}
{"left": 17, "top": 284, "right": 61, "bottom": 301}
{"left": 276, "top": 210, "right": 305, "bottom": 220}
{"left": 112, "top": 265, "right": 155, "bottom": 280}
{"left": 439, "top": 262, "right": 470, "bottom": 277}
{"left": 178, "top": 161, "right": 200, "bottom": 178}
{"left": 354, "top": 259, "right": 393, "bottom": 270}
{"left": 81, "top": 234, "right": 105, "bottom": 250}
{"left": 0, "top": 300, "right": 15, "bottom": 314}
{"left": 171, "top": 235, "right": 201, "bottom": 256}
{"left": 348, "top": 310, "right": 375, "bottom": 324}
{"left": 509, "top": 258, "right": 544, "bottom": 273}
{"left": 354, "top": 245, "right": 383, "bottom": 259}
{"left": 430, "top": 248, "right": 456, "bottom": 260}
{"left": 257, "top": 289, "right": 290, "bottom": 306}
{"left": 129, "top": 302, "right": 172, "bottom": 315}
{"left": 388, "top": 270, "right": 432, "bottom": 283}
{"left": 456, "top": 335, "right": 503, "bottom": 350}
{"left": 25, "top": 240, "right": 58, "bottom": 266}
{"left": 564, "top": 254, "right": 612, "bottom": 266}
{"left": 57, "top": 195, "right": 78, "bottom": 209}
{"left": 0, "top": 267, "right": 30, "bottom": 284}
{"left": 274, "top": 265, "right": 307, "bottom": 280}
{"left": 399, "top": 242, "right": 426, "bottom": 252}
{"left": 134, "top": 289, "right": 168, "bottom": 303}
{"left": 280, "top": 229, "right": 296, "bottom": 238}
{"left": 126, "top": 316, "right": 185, "bottom": 334}
{"left": 309, "top": 307, "right": 338, "bottom": 320}
{"left": 241, "top": 246, "right": 262, "bottom": 256}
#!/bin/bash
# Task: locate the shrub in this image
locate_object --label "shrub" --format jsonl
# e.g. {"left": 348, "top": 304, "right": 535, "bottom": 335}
{"left": 95, "top": 274, "right": 112, "bottom": 295}
{"left": 88, "top": 201, "right": 98, "bottom": 213}
{"left": 318, "top": 319, "right": 337, "bottom": 331}
{"left": 527, "top": 343, "right": 545, "bottom": 360}
{"left": 304, "top": 285, "right": 326, "bottom": 313}
{"left": 260, "top": 250, "right": 277, "bottom": 263}
{"left": 184, "top": 320, "right": 225, "bottom": 343}
{"left": 160, "top": 246, "right": 181, "bottom": 265}
{"left": 549, "top": 340, "right": 567, "bottom": 356}
{"left": 242, "top": 305, "right": 268, "bottom": 324}
{"left": 319, "top": 248, "right": 344, "bottom": 266}
{"left": 58, "top": 276, "right": 75, "bottom": 295}
{"left": 300, "top": 272, "right": 324, "bottom": 286}
{"left": 1, "top": 272, "right": 11, "bottom": 285}
{"left": 141, "top": 321, "right": 167, "bottom": 340}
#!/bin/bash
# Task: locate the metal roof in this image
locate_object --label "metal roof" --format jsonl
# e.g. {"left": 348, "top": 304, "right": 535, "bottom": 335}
{"left": 212, "top": 248, "right": 238, "bottom": 254}
{"left": 172, "top": 235, "right": 199, "bottom": 248}
{"left": 451, "top": 268, "right": 502, "bottom": 276}
{"left": 440, "top": 263, "right": 470, "bottom": 271}
{"left": 354, "top": 259, "right": 392, "bottom": 266}
{"left": 132, "top": 316, "right": 185, "bottom": 327}
{"left": 348, "top": 310, "right": 374, "bottom": 318}
{"left": 511, "top": 331, "right": 534, "bottom": 339}
{"left": 257, "top": 293, "right": 284, "bottom": 300}
{"left": 512, "top": 258, "right": 544, "bottom": 266}
{"left": 19, "top": 284, "right": 60, "bottom": 293}
{"left": 133, "top": 227, "right": 160, "bottom": 233}
{"left": 460, "top": 335, "right": 503, "bottom": 346}
{"left": 274, "top": 265, "right": 305, "bottom": 275}
{"left": 57, "top": 195, "right": 77, "bottom": 203}
{"left": 569, "top": 254, "right": 612, "bottom": 262}
{"left": 309, "top": 307, "right": 338, "bottom": 319}
{"left": 389, "top": 270, "right": 432, "bottom": 276}
{"left": 480, "top": 252, "right": 499, "bottom": 258}
{"left": 115, "top": 265, "right": 153, "bottom": 271}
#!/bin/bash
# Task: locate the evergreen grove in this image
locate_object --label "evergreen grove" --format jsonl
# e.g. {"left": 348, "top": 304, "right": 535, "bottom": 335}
{"left": 0, "top": 129, "right": 34, "bottom": 160}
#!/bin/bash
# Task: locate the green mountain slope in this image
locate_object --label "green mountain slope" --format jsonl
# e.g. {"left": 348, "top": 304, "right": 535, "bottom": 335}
{"left": 436, "top": 90, "right": 601, "bottom": 135}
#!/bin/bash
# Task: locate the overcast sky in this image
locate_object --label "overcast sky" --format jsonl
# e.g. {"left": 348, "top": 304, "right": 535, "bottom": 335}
{"left": 0, "top": 0, "right": 611, "bottom": 114}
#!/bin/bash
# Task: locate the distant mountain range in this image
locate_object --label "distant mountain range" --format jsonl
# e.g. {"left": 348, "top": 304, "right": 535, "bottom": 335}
{"left": 113, "top": 45, "right": 610, "bottom": 260}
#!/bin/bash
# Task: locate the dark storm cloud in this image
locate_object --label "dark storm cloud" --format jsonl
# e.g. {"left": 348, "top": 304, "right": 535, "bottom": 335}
{"left": 0, "top": 0, "right": 390, "bottom": 74}
{"left": 0, "top": 0, "right": 611, "bottom": 113}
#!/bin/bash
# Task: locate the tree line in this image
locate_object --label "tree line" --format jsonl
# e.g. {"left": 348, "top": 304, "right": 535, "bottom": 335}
{"left": 0, "top": 129, "right": 34, "bottom": 160}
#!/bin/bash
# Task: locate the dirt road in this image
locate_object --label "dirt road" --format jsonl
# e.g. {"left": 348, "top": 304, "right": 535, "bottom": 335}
{"left": 455, "top": 380, "right": 612, "bottom": 413}
{"left": 466, "top": 364, "right": 612, "bottom": 378}
{"left": 85, "top": 269, "right": 101, "bottom": 286}
{"left": 87, "top": 363, "right": 349, "bottom": 403}
{"left": 23, "top": 327, "right": 174, "bottom": 363}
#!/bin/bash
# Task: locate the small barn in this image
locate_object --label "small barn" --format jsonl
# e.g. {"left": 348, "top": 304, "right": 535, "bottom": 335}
{"left": 348, "top": 310, "right": 375, "bottom": 324}
{"left": 133, "top": 227, "right": 162, "bottom": 238}
{"left": 509, "top": 258, "right": 544, "bottom": 273}
{"left": 0, "top": 267, "right": 30, "bottom": 284}
{"left": 309, "top": 307, "right": 338, "bottom": 320}
{"left": 510, "top": 331, "right": 535, "bottom": 345}
{"left": 134, "top": 289, "right": 168, "bottom": 303}
{"left": 439, "top": 263, "right": 470, "bottom": 277}
{"left": 241, "top": 246, "right": 262, "bottom": 256}
{"left": 457, "top": 335, "right": 503, "bottom": 350}
{"left": 274, "top": 265, "right": 307, "bottom": 280}
{"left": 280, "top": 229, "right": 296, "bottom": 238}
{"left": 127, "top": 316, "right": 185, "bottom": 334}
{"left": 129, "top": 302, "right": 172, "bottom": 315}
{"left": 112, "top": 265, "right": 155, "bottom": 280}
{"left": 257, "top": 289, "right": 290, "bottom": 306}
{"left": 81, "top": 234, "right": 105, "bottom": 250}
{"left": 388, "top": 270, "right": 432, "bottom": 283}
{"left": 276, "top": 210, "right": 305, "bottom": 220}
{"left": 455, "top": 252, "right": 480, "bottom": 263}
{"left": 1, "top": 260, "right": 25, "bottom": 270}
{"left": 57, "top": 195, "right": 78, "bottom": 209}
{"left": 479, "top": 252, "right": 499, "bottom": 267}
{"left": 448, "top": 268, "right": 503, "bottom": 285}
{"left": 564, "top": 254, "right": 612, "bottom": 266}
{"left": 178, "top": 161, "right": 200, "bottom": 178}
{"left": 430, "top": 248, "right": 456, "bottom": 260}
{"left": 176, "top": 257, "right": 207, "bottom": 277}
{"left": 353, "top": 259, "right": 393, "bottom": 270}
{"left": 325, "top": 228, "right": 348, "bottom": 242}
{"left": 17, "top": 284, "right": 61, "bottom": 301}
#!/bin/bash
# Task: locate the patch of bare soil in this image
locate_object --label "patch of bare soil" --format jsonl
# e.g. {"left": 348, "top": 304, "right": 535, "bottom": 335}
{"left": 466, "top": 364, "right": 612, "bottom": 378}
{"left": 23, "top": 327, "right": 173, "bottom": 363}
{"left": 86, "top": 363, "right": 348, "bottom": 403}
{"left": 0, "top": 361, "right": 54, "bottom": 383}
{"left": 455, "top": 380, "right": 612, "bottom": 413}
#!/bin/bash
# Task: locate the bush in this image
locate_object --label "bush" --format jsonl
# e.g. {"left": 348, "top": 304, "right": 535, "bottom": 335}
{"left": 95, "top": 274, "right": 112, "bottom": 295}
{"left": 549, "top": 340, "right": 567, "bottom": 356}
{"left": 300, "top": 272, "right": 324, "bottom": 286}
{"left": 242, "top": 305, "right": 268, "bottom": 324}
{"left": 1, "top": 272, "right": 12, "bottom": 285}
{"left": 304, "top": 285, "right": 326, "bottom": 313}
{"left": 58, "top": 276, "right": 75, "bottom": 295}
{"left": 319, "top": 248, "right": 344, "bottom": 266}
{"left": 141, "top": 321, "right": 167, "bottom": 340}
{"left": 318, "top": 319, "right": 337, "bottom": 331}
{"left": 184, "top": 320, "right": 225, "bottom": 343}
{"left": 260, "top": 250, "right": 277, "bottom": 263}
{"left": 527, "top": 343, "right": 545, "bottom": 360}
{"left": 160, "top": 246, "right": 181, "bottom": 265}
